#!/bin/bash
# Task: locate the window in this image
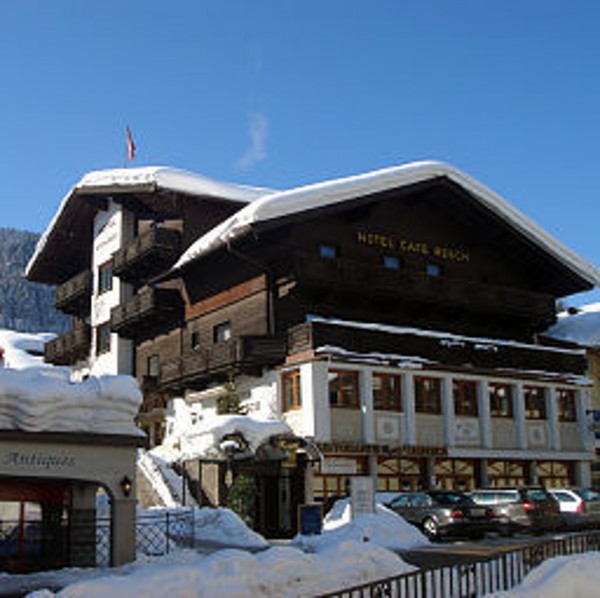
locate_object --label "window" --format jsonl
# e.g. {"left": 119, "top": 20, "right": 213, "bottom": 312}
{"left": 96, "top": 322, "right": 111, "bottom": 355}
{"left": 524, "top": 385, "right": 547, "bottom": 419}
{"left": 414, "top": 376, "right": 441, "bottom": 414}
{"left": 557, "top": 388, "right": 577, "bottom": 422}
{"left": 453, "top": 379, "right": 478, "bottom": 416}
{"left": 382, "top": 255, "right": 401, "bottom": 270}
{"left": 319, "top": 244, "right": 338, "bottom": 259}
{"left": 191, "top": 332, "right": 201, "bottom": 351}
{"left": 98, "top": 260, "right": 113, "bottom": 294}
{"left": 282, "top": 370, "right": 301, "bottom": 411}
{"left": 426, "top": 263, "right": 442, "bottom": 277}
{"left": 373, "top": 373, "right": 403, "bottom": 411}
{"left": 213, "top": 321, "right": 231, "bottom": 343}
{"left": 329, "top": 370, "right": 360, "bottom": 408}
{"left": 489, "top": 382, "right": 513, "bottom": 417}
{"left": 147, "top": 354, "right": 160, "bottom": 377}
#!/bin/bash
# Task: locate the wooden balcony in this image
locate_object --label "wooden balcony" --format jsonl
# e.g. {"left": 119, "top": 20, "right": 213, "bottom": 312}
{"left": 112, "top": 227, "right": 181, "bottom": 283}
{"left": 159, "top": 335, "right": 286, "bottom": 389}
{"left": 288, "top": 320, "right": 587, "bottom": 380}
{"left": 55, "top": 270, "right": 92, "bottom": 316}
{"left": 44, "top": 321, "right": 91, "bottom": 366}
{"left": 110, "top": 286, "right": 183, "bottom": 340}
{"left": 293, "top": 254, "right": 555, "bottom": 325}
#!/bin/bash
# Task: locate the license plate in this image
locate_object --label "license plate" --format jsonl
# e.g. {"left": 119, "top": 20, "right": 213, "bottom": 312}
{"left": 468, "top": 508, "right": 486, "bottom": 518}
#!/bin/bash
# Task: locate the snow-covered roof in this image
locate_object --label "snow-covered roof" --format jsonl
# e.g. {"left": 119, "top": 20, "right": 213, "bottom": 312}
{"left": 544, "top": 303, "right": 600, "bottom": 348}
{"left": 76, "top": 166, "right": 272, "bottom": 201}
{"left": 173, "top": 160, "right": 600, "bottom": 287}
{"left": 0, "top": 369, "right": 143, "bottom": 436}
{"left": 26, "top": 166, "right": 274, "bottom": 279}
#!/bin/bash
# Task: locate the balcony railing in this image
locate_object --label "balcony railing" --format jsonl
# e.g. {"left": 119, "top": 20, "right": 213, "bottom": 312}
{"left": 159, "top": 335, "right": 286, "bottom": 388}
{"left": 110, "top": 286, "right": 183, "bottom": 340}
{"left": 288, "top": 320, "right": 586, "bottom": 378}
{"left": 44, "top": 321, "right": 91, "bottom": 366}
{"left": 55, "top": 270, "right": 92, "bottom": 316}
{"left": 112, "top": 227, "right": 181, "bottom": 283}
{"left": 293, "top": 253, "right": 555, "bottom": 324}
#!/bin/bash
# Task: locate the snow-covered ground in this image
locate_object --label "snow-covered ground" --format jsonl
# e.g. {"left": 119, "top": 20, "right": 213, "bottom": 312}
{"left": 7, "top": 517, "right": 599, "bottom": 597}
{"left": 1, "top": 501, "right": 424, "bottom": 597}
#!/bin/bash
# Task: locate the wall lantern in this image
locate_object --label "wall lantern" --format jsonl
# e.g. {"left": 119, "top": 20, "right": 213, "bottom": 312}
{"left": 120, "top": 475, "right": 133, "bottom": 497}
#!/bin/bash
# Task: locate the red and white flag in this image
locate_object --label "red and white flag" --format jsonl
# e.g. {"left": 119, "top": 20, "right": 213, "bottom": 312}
{"left": 126, "top": 126, "right": 136, "bottom": 161}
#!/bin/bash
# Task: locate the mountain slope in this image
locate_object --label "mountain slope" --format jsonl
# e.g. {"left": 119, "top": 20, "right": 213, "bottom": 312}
{"left": 0, "top": 228, "right": 68, "bottom": 333}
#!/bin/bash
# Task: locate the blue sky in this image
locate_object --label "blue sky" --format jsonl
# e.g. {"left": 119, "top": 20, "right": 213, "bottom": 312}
{"left": 1, "top": 1, "right": 599, "bottom": 304}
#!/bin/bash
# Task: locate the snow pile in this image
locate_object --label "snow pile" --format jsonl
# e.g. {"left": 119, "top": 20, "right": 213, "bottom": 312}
{"left": 294, "top": 498, "right": 429, "bottom": 553}
{"left": 0, "top": 329, "right": 59, "bottom": 370}
{"left": 27, "top": 541, "right": 410, "bottom": 598}
{"left": 193, "top": 507, "right": 268, "bottom": 550}
{"left": 0, "top": 370, "right": 143, "bottom": 436}
{"left": 490, "top": 552, "right": 600, "bottom": 597}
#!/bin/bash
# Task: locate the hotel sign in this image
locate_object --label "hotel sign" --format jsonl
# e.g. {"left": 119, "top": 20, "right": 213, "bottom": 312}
{"left": 357, "top": 231, "right": 470, "bottom": 263}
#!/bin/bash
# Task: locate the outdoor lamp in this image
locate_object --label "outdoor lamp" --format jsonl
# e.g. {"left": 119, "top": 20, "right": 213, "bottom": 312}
{"left": 120, "top": 475, "right": 133, "bottom": 497}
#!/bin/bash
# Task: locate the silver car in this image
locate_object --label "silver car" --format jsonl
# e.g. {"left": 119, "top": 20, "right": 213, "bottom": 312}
{"left": 386, "top": 490, "right": 495, "bottom": 540}
{"left": 469, "top": 487, "right": 563, "bottom": 535}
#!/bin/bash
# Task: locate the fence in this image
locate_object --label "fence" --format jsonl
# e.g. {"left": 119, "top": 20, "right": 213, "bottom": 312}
{"left": 95, "top": 508, "right": 196, "bottom": 566}
{"left": 316, "top": 531, "right": 600, "bottom": 598}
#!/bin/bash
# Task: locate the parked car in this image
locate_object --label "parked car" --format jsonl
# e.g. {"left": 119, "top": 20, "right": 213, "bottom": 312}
{"left": 469, "top": 487, "right": 562, "bottom": 535}
{"left": 386, "top": 490, "right": 495, "bottom": 540}
{"left": 548, "top": 488, "right": 600, "bottom": 530}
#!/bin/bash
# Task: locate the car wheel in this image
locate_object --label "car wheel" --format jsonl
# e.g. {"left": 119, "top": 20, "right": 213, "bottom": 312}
{"left": 422, "top": 517, "right": 439, "bottom": 540}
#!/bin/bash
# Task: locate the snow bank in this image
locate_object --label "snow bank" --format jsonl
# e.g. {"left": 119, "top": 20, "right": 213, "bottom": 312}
{"left": 193, "top": 508, "right": 269, "bottom": 550}
{"left": 294, "top": 498, "right": 429, "bottom": 553}
{"left": 28, "top": 542, "right": 411, "bottom": 598}
{"left": 490, "top": 552, "right": 600, "bottom": 597}
{"left": 0, "top": 369, "right": 143, "bottom": 436}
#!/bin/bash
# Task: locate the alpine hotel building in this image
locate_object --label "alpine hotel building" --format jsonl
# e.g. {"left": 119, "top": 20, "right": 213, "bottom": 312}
{"left": 26, "top": 161, "right": 600, "bottom": 535}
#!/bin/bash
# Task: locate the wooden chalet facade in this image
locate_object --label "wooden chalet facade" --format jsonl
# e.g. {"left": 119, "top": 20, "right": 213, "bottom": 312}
{"left": 27, "top": 162, "right": 600, "bottom": 537}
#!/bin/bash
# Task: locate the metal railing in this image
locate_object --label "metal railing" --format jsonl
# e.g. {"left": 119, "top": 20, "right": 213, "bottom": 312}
{"left": 316, "top": 531, "right": 600, "bottom": 598}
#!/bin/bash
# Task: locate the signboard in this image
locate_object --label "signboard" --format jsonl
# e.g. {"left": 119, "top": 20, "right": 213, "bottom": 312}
{"left": 320, "top": 458, "right": 358, "bottom": 475}
{"left": 298, "top": 504, "right": 323, "bottom": 536}
{"left": 350, "top": 476, "right": 375, "bottom": 516}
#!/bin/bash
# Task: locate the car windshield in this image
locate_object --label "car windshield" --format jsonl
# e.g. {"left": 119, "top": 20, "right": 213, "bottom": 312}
{"left": 523, "top": 489, "right": 550, "bottom": 502}
{"left": 430, "top": 491, "right": 468, "bottom": 505}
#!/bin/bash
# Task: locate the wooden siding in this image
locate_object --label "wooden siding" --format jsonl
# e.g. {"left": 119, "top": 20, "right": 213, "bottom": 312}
{"left": 287, "top": 320, "right": 587, "bottom": 379}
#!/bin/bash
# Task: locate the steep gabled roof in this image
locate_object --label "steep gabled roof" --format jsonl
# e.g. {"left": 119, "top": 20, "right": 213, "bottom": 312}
{"left": 26, "top": 166, "right": 273, "bottom": 283}
{"left": 173, "top": 160, "right": 600, "bottom": 288}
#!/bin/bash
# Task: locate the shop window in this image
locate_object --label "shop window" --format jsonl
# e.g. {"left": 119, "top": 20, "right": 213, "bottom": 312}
{"left": 96, "top": 322, "right": 111, "bottom": 355}
{"left": 524, "top": 385, "right": 547, "bottom": 420}
{"left": 489, "top": 382, "right": 513, "bottom": 417}
{"left": 373, "top": 373, "right": 402, "bottom": 411}
{"left": 319, "top": 244, "right": 338, "bottom": 260}
{"left": 282, "top": 369, "right": 302, "bottom": 411}
{"left": 98, "top": 260, "right": 113, "bottom": 294}
{"left": 147, "top": 354, "right": 160, "bottom": 377}
{"left": 377, "top": 457, "right": 425, "bottom": 492}
{"left": 426, "top": 263, "right": 442, "bottom": 277}
{"left": 537, "top": 460, "right": 574, "bottom": 487}
{"left": 213, "top": 321, "right": 231, "bottom": 343}
{"left": 487, "top": 459, "right": 527, "bottom": 487}
{"left": 414, "top": 376, "right": 441, "bottom": 414}
{"left": 453, "top": 379, "right": 478, "bottom": 416}
{"left": 382, "top": 255, "right": 401, "bottom": 270}
{"left": 557, "top": 388, "right": 577, "bottom": 422}
{"left": 328, "top": 370, "right": 360, "bottom": 408}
